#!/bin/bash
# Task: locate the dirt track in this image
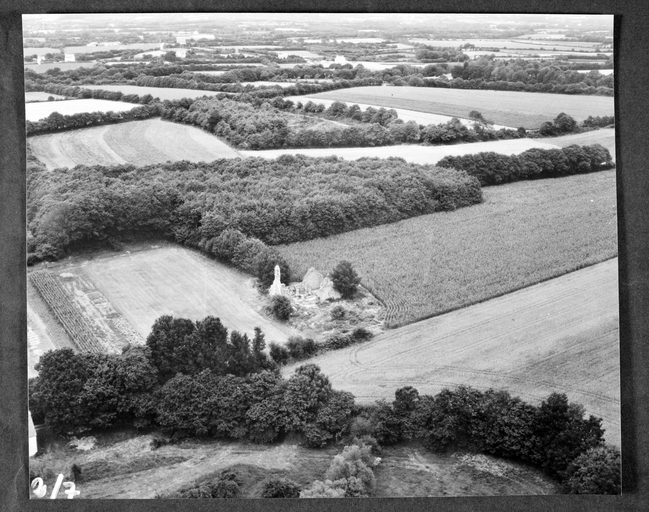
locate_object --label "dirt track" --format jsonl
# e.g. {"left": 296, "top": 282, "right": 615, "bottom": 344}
{"left": 284, "top": 259, "right": 620, "bottom": 445}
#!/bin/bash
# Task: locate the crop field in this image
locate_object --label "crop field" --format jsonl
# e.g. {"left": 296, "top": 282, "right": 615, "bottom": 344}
{"left": 278, "top": 169, "right": 617, "bottom": 327}
{"left": 283, "top": 259, "right": 620, "bottom": 446}
{"left": 543, "top": 128, "right": 616, "bottom": 161}
{"left": 25, "top": 98, "right": 138, "bottom": 122}
{"left": 29, "top": 118, "right": 241, "bottom": 169}
{"left": 81, "top": 245, "right": 299, "bottom": 344}
{"left": 302, "top": 86, "right": 615, "bottom": 129}
{"left": 25, "top": 91, "right": 66, "bottom": 102}
{"left": 241, "top": 138, "right": 561, "bottom": 164}
{"left": 80, "top": 84, "right": 224, "bottom": 101}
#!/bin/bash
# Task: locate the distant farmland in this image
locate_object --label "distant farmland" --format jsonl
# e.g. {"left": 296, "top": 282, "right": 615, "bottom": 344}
{"left": 278, "top": 170, "right": 617, "bottom": 327}
{"left": 25, "top": 91, "right": 66, "bottom": 102}
{"left": 302, "top": 86, "right": 615, "bottom": 129}
{"left": 29, "top": 118, "right": 241, "bottom": 169}
{"left": 80, "top": 84, "right": 225, "bottom": 101}
{"left": 25, "top": 98, "right": 138, "bottom": 122}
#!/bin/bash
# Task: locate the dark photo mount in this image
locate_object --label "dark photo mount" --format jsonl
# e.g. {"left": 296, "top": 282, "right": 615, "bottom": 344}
{"left": 1, "top": 1, "right": 648, "bottom": 512}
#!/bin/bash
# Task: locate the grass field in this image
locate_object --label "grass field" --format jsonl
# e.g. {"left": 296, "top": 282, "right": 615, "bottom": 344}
{"left": 241, "top": 138, "right": 561, "bottom": 164}
{"left": 25, "top": 98, "right": 138, "bottom": 122}
{"left": 283, "top": 259, "right": 620, "bottom": 446}
{"left": 80, "top": 84, "right": 224, "bottom": 101}
{"left": 25, "top": 91, "right": 67, "bottom": 102}
{"left": 81, "top": 245, "right": 298, "bottom": 344}
{"left": 29, "top": 118, "right": 241, "bottom": 169}
{"left": 278, "top": 169, "right": 617, "bottom": 326}
{"left": 301, "top": 86, "right": 615, "bottom": 129}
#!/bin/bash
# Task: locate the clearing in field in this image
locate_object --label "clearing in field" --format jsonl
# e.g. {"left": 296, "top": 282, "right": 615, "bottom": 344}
{"left": 29, "top": 118, "right": 241, "bottom": 169}
{"left": 301, "top": 86, "right": 614, "bottom": 129}
{"left": 80, "top": 84, "right": 225, "bottom": 101}
{"left": 278, "top": 170, "right": 617, "bottom": 327}
{"left": 240, "top": 138, "right": 561, "bottom": 164}
{"left": 25, "top": 98, "right": 139, "bottom": 122}
{"left": 82, "top": 245, "right": 299, "bottom": 344}
{"left": 284, "top": 259, "right": 620, "bottom": 446}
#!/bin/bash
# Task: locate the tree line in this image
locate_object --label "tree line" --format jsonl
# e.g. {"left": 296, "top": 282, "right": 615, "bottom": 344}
{"left": 437, "top": 144, "right": 614, "bottom": 186}
{"left": 29, "top": 323, "right": 620, "bottom": 494}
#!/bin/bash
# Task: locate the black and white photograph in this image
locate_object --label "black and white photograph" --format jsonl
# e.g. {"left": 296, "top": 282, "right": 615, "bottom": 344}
{"left": 15, "top": 10, "right": 623, "bottom": 501}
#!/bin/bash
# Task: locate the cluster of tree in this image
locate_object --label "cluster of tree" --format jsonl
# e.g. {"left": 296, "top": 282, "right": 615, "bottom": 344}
{"left": 27, "top": 156, "right": 481, "bottom": 264}
{"left": 356, "top": 386, "right": 621, "bottom": 494}
{"left": 581, "top": 115, "right": 615, "bottom": 128}
{"left": 444, "top": 56, "right": 614, "bottom": 95}
{"left": 415, "top": 46, "right": 469, "bottom": 63}
{"left": 30, "top": 343, "right": 619, "bottom": 493}
{"left": 40, "top": 82, "right": 158, "bottom": 104}
{"left": 25, "top": 104, "right": 160, "bottom": 135}
{"left": 300, "top": 441, "right": 380, "bottom": 497}
{"left": 163, "top": 469, "right": 242, "bottom": 499}
{"left": 437, "top": 143, "right": 614, "bottom": 186}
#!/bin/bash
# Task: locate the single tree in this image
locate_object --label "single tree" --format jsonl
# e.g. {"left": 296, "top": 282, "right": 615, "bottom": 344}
{"left": 331, "top": 261, "right": 361, "bottom": 299}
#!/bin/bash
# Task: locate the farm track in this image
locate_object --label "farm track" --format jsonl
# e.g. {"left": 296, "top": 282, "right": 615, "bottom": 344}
{"left": 283, "top": 259, "right": 620, "bottom": 445}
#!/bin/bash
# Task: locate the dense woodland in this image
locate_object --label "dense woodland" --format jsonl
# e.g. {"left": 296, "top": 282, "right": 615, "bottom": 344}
{"left": 26, "top": 155, "right": 482, "bottom": 267}
{"left": 29, "top": 323, "right": 621, "bottom": 494}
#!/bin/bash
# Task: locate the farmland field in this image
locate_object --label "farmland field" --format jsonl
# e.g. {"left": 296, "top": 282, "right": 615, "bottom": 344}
{"left": 81, "top": 245, "right": 299, "bottom": 343}
{"left": 278, "top": 169, "right": 617, "bottom": 326}
{"left": 25, "top": 98, "right": 138, "bottom": 122}
{"left": 283, "top": 259, "right": 620, "bottom": 446}
{"left": 285, "top": 95, "right": 513, "bottom": 128}
{"left": 80, "top": 84, "right": 225, "bottom": 101}
{"left": 29, "top": 118, "right": 241, "bottom": 169}
{"left": 241, "top": 138, "right": 561, "bottom": 164}
{"left": 300, "top": 86, "right": 615, "bottom": 129}
{"left": 25, "top": 91, "right": 66, "bottom": 102}
{"left": 544, "top": 128, "right": 616, "bottom": 161}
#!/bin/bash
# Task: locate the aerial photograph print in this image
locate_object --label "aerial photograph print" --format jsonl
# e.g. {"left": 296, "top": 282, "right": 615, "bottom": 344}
{"left": 23, "top": 12, "right": 621, "bottom": 499}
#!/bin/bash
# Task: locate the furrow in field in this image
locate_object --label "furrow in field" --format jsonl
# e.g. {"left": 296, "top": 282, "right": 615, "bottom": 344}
{"left": 283, "top": 259, "right": 620, "bottom": 444}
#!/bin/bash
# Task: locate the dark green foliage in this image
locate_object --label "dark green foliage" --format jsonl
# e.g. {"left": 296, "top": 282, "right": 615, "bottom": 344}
{"left": 255, "top": 250, "right": 291, "bottom": 290}
{"left": 331, "top": 261, "right": 361, "bottom": 299}
{"left": 285, "top": 336, "right": 318, "bottom": 361}
{"left": 70, "top": 463, "right": 82, "bottom": 483}
{"left": 29, "top": 346, "right": 158, "bottom": 434}
{"left": 145, "top": 315, "right": 272, "bottom": 383}
{"left": 564, "top": 445, "right": 621, "bottom": 494}
{"left": 437, "top": 144, "right": 613, "bottom": 186}
{"left": 330, "top": 305, "right": 347, "bottom": 320}
{"left": 269, "top": 295, "right": 292, "bottom": 321}
{"left": 261, "top": 477, "right": 302, "bottom": 498}
{"left": 167, "top": 469, "right": 242, "bottom": 498}
{"left": 268, "top": 342, "right": 290, "bottom": 366}
{"left": 27, "top": 156, "right": 482, "bottom": 262}
{"left": 350, "top": 327, "right": 373, "bottom": 343}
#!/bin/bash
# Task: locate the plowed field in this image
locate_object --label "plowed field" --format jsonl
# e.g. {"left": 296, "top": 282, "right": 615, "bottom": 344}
{"left": 284, "top": 259, "right": 620, "bottom": 445}
{"left": 29, "top": 118, "right": 241, "bottom": 169}
{"left": 299, "top": 86, "right": 614, "bottom": 129}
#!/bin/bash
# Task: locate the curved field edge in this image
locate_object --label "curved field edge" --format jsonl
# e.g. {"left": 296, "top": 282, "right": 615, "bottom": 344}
{"left": 278, "top": 170, "right": 617, "bottom": 327}
{"left": 283, "top": 259, "right": 620, "bottom": 446}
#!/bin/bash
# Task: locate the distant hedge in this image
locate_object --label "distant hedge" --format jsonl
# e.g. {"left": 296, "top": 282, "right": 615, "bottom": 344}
{"left": 436, "top": 144, "right": 614, "bottom": 186}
